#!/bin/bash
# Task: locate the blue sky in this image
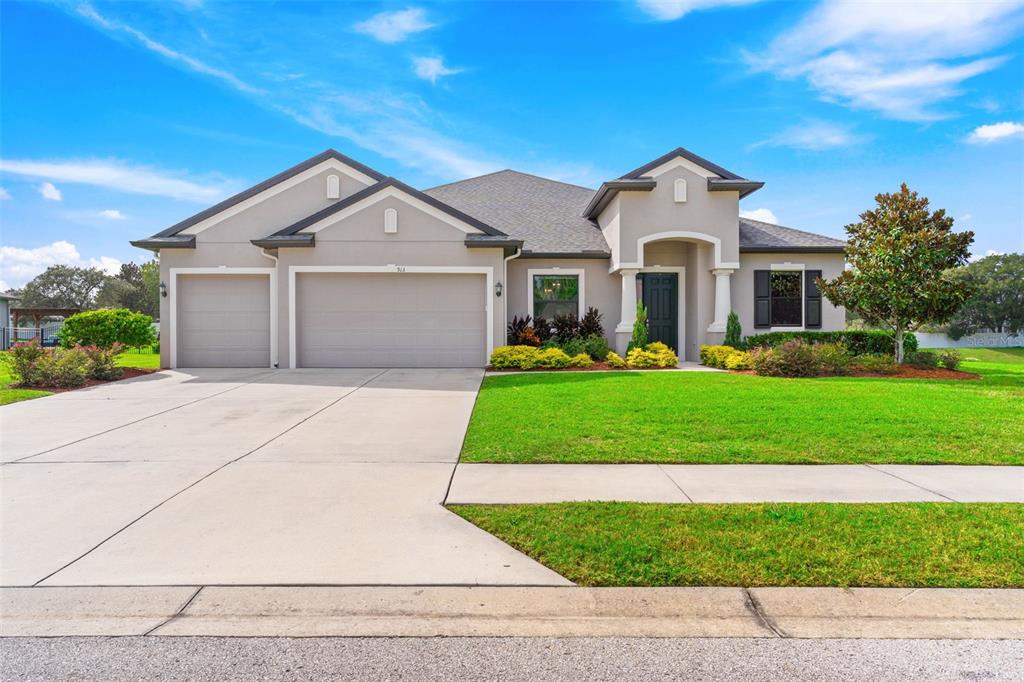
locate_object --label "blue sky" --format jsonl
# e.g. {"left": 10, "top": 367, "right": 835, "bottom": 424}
{"left": 1, "top": 0, "right": 1022, "bottom": 289}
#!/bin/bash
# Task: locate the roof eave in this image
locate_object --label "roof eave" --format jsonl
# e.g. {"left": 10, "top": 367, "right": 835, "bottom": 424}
{"left": 129, "top": 236, "right": 196, "bottom": 251}
{"left": 519, "top": 250, "right": 611, "bottom": 259}
{"left": 251, "top": 234, "right": 315, "bottom": 249}
{"left": 464, "top": 237, "right": 524, "bottom": 249}
{"left": 582, "top": 179, "right": 657, "bottom": 219}
{"left": 739, "top": 245, "right": 846, "bottom": 253}
{"left": 708, "top": 178, "right": 765, "bottom": 198}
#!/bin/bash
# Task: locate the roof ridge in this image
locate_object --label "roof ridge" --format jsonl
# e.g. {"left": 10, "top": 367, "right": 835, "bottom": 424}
{"left": 425, "top": 168, "right": 596, "bottom": 193}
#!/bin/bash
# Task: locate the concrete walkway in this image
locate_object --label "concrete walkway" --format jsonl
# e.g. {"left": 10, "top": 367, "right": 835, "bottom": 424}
{"left": 3, "top": 585, "right": 1022, "bottom": 639}
{"left": 446, "top": 463, "right": 1024, "bottom": 504}
{"left": 1, "top": 369, "right": 567, "bottom": 587}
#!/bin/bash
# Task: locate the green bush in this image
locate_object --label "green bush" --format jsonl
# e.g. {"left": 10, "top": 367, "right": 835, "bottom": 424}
{"left": 568, "top": 353, "right": 593, "bottom": 368}
{"left": 700, "top": 344, "right": 745, "bottom": 369}
{"left": 750, "top": 339, "right": 819, "bottom": 378}
{"left": 605, "top": 351, "right": 626, "bottom": 368}
{"left": 724, "top": 311, "right": 743, "bottom": 348}
{"left": 79, "top": 344, "right": 124, "bottom": 381}
{"left": 938, "top": 349, "right": 962, "bottom": 371}
{"left": 5, "top": 340, "right": 128, "bottom": 387}
{"left": 59, "top": 309, "right": 156, "bottom": 350}
{"left": 905, "top": 350, "right": 939, "bottom": 369}
{"left": 856, "top": 353, "right": 898, "bottom": 375}
{"left": 489, "top": 345, "right": 540, "bottom": 369}
{"left": 743, "top": 330, "right": 917, "bottom": 356}
{"left": 561, "top": 334, "right": 609, "bottom": 361}
{"left": 628, "top": 303, "right": 648, "bottom": 351}
{"left": 626, "top": 342, "right": 678, "bottom": 369}
{"left": 814, "top": 342, "right": 852, "bottom": 376}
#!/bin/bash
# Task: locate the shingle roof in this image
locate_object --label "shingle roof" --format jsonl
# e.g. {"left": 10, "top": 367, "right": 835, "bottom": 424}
{"left": 425, "top": 170, "right": 610, "bottom": 255}
{"left": 739, "top": 217, "right": 845, "bottom": 252}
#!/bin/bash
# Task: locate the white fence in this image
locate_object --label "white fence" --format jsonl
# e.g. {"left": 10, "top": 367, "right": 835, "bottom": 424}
{"left": 0, "top": 325, "right": 63, "bottom": 351}
{"left": 915, "top": 331, "right": 1024, "bottom": 349}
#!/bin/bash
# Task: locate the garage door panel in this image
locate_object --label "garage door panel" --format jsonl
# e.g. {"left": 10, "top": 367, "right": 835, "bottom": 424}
{"left": 297, "top": 273, "right": 486, "bottom": 368}
{"left": 178, "top": 275, "right": 271, "bottom": 368}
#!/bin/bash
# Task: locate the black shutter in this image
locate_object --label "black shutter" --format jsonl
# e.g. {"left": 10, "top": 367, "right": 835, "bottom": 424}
{"left": 805, "top": 270, "right": 822, "bottom": 329}
{"left": 754, "top": 270, "right": 770, "bottom": 328}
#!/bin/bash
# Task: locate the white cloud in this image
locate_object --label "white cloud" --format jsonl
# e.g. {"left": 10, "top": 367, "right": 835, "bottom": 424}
{"left": 0, "top": 187, "right": 10, "bottom": 200}
{"left": 0, "top": 158, "right": 236, "bottom": 203}
{"left": 740, "top": 207, "right": 779, "bottom": 224}
{"left": 636, "top": 0, "right": 761, "bottom": 21}
{"left": 99, "top": 209, "right": 126, "bottom": 220}
{"left": 76, "top": 3, "right": 263, "bottom": 95}
{"left": 751, "top": 0, "right": 1024, "bottom": 121}
{"left": 0, "top": 240, "right": 121, "bottom": 290}
{"left": 751, "top": 120, "right": 865, "bottom": 151}
{"left": 413, "top": 56, "right": 462, "bottom": 84}
{"left": 970, "top": 248, "right": 1005, "bottom": 262}
{"left": 966, "top": 121, "right": 1024, "bottom": 144}
{"left": 354, "top": 8, "right": 434, "bottom": 43}
{"left": 38, "top": 182, "right": 62, "bottom": 201}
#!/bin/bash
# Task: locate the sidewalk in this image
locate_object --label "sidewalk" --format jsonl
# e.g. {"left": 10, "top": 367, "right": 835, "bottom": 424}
{"left": 446, "top": 464, "right": 1024, "bottom": 504}
{"left": 3, "top": 585, "right": 1022, "bottom": 639}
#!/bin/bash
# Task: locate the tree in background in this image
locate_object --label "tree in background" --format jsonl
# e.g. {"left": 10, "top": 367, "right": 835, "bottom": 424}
{"left": 96, "top": 262, "right": 151, "bottom": 314}
{"left": 947, "top": 253, "right": 1024, "bottom": 339}
{"left": 17, "top": 265, "right": 109, "bottom": 309}
{"left": 818, "top": 184, "right": 974, "bottom": 363}
{"left": 139, "top": 260, "right": 160, "bottom": 319}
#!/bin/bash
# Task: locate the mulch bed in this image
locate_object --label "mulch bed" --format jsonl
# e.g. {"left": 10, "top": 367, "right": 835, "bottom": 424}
{"left": 19, "top": 367, "right": 160, "bottom": 394}
{"left": 488, "top": 362, "right": 675, "bottom": 372}
{"left": 850, "top": 366, "right": 981, "bottom": 380}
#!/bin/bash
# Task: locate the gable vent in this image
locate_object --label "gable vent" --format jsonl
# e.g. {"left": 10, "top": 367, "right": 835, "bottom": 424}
{"left": 674, "top": 178, "right": 687, "bottom": 203}
{"left": 326, "top": 174, "right": 341, "bottom": 200}
{"left": 384, "top": 207, "right": 398, "bottom": 234}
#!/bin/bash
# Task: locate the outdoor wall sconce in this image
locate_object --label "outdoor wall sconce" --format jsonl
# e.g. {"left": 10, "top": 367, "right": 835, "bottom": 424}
{"left": 494, "top": 281, "right": 503, "bottom": 297}
{"left": 159, "top": 281, "right": 167, "bottom": 298}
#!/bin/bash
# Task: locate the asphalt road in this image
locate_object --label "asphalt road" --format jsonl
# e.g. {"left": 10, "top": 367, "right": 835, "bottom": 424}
{"left": 2, "top": 637, "right": 1022, "bottom": 681}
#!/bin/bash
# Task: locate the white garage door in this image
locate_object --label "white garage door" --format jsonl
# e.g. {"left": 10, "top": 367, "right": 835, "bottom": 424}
{"left": 176, "top": 274, "right": 271, "bottom": 368}
{"left": 296, "top": 272, "right": 487, "bottom": 368}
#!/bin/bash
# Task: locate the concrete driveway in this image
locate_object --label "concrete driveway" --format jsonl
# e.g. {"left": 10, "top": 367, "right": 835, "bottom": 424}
{"left": 0, "top": 368, "right": 568, "bottom": 587}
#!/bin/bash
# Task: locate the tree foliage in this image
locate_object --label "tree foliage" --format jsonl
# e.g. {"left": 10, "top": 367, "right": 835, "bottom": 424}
{"left": 58, "top": 308, "right": 156, "bottom": 350}
{"left": 818, "top": 184, "right": 974, "bottom": 362}
{"left": 947, "top": 253, "right": 1024, "bottom": 338}
{"left": 17, "top": 265, "right": 109, "bottom": 309}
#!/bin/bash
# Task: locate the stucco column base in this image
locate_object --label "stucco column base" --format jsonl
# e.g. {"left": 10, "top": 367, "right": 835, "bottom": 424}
{"left": 705, "top": 331, "right": 725, "bottom": 346}
{"left": 614, "top": 329, "right": 632, "bottom": 355}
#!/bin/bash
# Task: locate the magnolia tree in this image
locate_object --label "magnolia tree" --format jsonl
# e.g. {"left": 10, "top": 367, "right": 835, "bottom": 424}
{"left": 818, "top": 184, "right": 974, "bottom": 363}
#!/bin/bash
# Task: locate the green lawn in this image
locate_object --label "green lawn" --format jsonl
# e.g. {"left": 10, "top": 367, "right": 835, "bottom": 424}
{"left": 452, "top": 502, "right": 1024, "bottom": 587}
{"left": 461, "top": 348, "right": 1024, "bottom": 465}
{"left": 0, "top": 347, "right": 160, "bottom": 406}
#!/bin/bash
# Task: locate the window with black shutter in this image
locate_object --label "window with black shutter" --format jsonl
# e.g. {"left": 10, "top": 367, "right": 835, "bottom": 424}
{"left": 805, "top": 270, "right": 822, "bottom": 329}
{"left": 754, "top": 269, "right": 806, "bottom": 328}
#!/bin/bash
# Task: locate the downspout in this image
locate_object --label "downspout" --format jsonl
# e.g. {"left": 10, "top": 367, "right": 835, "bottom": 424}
{"left": 503, "top": 247, "right": 522, "bottom": 346}
{"left": 259, "top": 248, "right": 280, "bottom": 368}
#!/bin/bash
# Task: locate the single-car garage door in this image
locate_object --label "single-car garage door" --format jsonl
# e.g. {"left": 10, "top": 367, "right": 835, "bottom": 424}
{"left": 296, "top": 272, "right": 486, "bottom": 368}
{"left": 177, "top": 274, "right": 271, "bottom": 368}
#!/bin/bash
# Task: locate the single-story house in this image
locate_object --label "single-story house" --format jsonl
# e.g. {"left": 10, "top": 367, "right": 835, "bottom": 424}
{"left": 132, "top": 146, "right": 846, "bottom": 369}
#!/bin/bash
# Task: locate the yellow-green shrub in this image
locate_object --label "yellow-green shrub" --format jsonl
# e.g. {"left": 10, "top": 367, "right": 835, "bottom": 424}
{"left": 568, "top": 353, "right": 593, "bottom": 368}
{"left": 724, "top": 350, "right": 753, "bottom": 370}
{"left": 649, "top": 342, "right": 679, "bottom": 367}
{"left": 625, "top": 343, "right": 678, "bottom": 368}
{"left": 489, "top": 345, "right": 540, "bottom": 369}
{"left": 700, "top": 344, "right": 742, "bottom": 368}
{"left": 537, "top": 347, "right": 572, "bottom": 368}
{"left": 605, "top": 351, "right": 626, "bottom": 368}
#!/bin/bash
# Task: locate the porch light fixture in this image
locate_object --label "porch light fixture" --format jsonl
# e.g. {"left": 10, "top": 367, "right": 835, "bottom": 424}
{"left": 159, "top": 281, "right": 167, "bottom": 298}
{"left": 494, "top": 281, "right": 503, "bottom": 297}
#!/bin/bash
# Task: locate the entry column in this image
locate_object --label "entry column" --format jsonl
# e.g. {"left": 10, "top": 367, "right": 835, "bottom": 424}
{"left": 707, "top": 268, "right": 734, "bottom": 332}
{"left": 614, "top": 268, "right": 639, "bottom": 353}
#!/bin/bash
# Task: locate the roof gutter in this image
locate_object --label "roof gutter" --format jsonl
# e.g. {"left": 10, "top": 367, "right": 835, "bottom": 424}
{"left": 707, "top": 178, "right": 764, "bottom": 198}
{"left": 129, "top": 235, "right": 196, "bottom": 251}
{"left": 582, "top": 179, "right": 657, "bottom": 220}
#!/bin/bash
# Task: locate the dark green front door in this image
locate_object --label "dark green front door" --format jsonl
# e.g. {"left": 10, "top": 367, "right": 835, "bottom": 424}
{"left": 641, "top": 272, "right": 678, "bottom": 351}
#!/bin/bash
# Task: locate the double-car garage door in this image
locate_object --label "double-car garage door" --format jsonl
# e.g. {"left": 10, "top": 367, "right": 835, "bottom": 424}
{"left": 175, "top": 272, "right": 486, "bottom": 368}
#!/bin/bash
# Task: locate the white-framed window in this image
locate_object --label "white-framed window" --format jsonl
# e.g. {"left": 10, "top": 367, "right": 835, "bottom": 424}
{"left": 527, "top": 268, "right": 585, "bottom": 320}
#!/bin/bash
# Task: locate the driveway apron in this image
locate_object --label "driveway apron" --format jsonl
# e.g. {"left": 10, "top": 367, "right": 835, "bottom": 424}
{"left": 0, "top": 368, "right": 567, "bottom": 587}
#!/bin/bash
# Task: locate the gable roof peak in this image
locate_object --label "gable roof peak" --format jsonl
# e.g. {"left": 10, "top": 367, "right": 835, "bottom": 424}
{"left": 619, "top": 145, "right": 744, "bottom": 181}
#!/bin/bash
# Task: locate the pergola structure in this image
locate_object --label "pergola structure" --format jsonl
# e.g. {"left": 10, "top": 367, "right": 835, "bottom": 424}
{"left": 10, "top": 307, "right": 80, "bottom": 328}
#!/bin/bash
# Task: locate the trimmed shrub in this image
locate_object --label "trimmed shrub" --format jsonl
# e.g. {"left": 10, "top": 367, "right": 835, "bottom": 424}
{"left": 489, "top": 345, "right": 540, "bottom": 369}
{"left": 700, "top": 344, "right": 743, "bottom": 369}
{"left": 938, "top": 349, "right": 962, "bottom": 371}
{"left": 605, "top": 351, "right": 626, "bottom": 369}
{"left": 537, "top": 347, "right": 572, "bottom": 369}
{"left": 626, "top": 342, "right": 678, "bottom": 369}
{"left": 79, "top": 344, "right": 124, "bottom": 381}
{"left": 750, "top": 347, "right": 785, "bottom": 377}
{"left": 856, "top": 353, "right": 898, "bottom": 375}
{"left": 5, "top": 341, "right": 47, "bottom": 386}
{"left": 724, "top": 351, "right": 753, "bottom": 370}
{"left": 743, "top": 330, "right": 918, "bottom": 356}
{"left": 905, "top": 350, "right": 939, "bottom": 369}
{"left": 578, "top": 307, "right": 604, "bottom": 338}
{"left": 750, "top": 339, "right": 820, "bottom": 378}
{"left": 4, "top": 340, "right": 127, "bottom": 386}
{"left": 59, "top": 308, "right": 156, "bottom": 350}
{"left": 569, "top": 353, "right": 593, "bottom": 368}
{"left": 814, "top": 342, "right": 852, "bottom": 376}
{"left": 724, "top": 311, "right": 743, "bottom": 348}
{"left": 562, "top": 334, "right": 610, "bottom": 361}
